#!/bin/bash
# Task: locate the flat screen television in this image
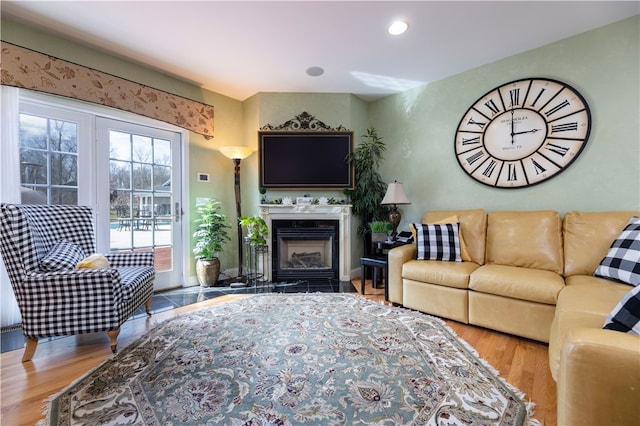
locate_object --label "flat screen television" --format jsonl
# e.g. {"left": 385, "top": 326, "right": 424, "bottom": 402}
{"left": 259, "top": 131, "right": 354, "bottom": 189}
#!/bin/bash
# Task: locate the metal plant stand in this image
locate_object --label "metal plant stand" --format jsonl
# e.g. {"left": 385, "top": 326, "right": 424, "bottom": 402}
{"left": 244, "top": 238, "right": 270, "bottom": 292}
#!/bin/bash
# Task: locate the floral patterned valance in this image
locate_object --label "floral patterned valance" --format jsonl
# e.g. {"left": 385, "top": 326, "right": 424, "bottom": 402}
{"left": 1, "top": 41, "right": 214, "bottom": 138}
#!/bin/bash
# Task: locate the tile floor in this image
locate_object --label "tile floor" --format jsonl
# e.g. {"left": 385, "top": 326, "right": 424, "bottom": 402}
{"left": 1, "top": 279, "right": 356, "bottom": 354}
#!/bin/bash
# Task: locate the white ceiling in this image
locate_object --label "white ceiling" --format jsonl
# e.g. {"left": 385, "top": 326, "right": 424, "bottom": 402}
{"left": 2, "top": 1, "right": 639, "bottom": 101}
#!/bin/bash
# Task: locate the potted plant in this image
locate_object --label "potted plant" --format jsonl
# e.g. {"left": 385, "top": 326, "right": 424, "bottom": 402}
{"left": 369, "top": 221, "right": 393, "bottom": 242}
{"left": 239, "top": 216, "right": 269, "bottom": 285}
{"left": 346, "top": 127, "right": 390, "bottom": 255}
{"left": 239, "top": 216, "right": 268, "bottom": 246}
{"left": 259, "top": 187, "right": 267, "bottom": 204}
{"left": 193, "top": 199, "right": 231, "bottom": 286}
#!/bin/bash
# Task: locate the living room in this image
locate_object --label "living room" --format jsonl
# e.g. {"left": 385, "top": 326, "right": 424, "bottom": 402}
{"left": 1, "top": 2, "right": 639, "bottom": 425}
{"left": 1, "top": 5, "right": 638, "bottom": 282}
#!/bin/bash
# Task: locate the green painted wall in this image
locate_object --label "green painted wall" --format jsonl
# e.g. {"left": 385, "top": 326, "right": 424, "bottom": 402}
{"left": 368, "top": 15, "right": 640, "bottom": 231}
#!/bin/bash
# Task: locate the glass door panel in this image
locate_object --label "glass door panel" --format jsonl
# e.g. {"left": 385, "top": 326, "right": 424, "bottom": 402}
{"left": 98, "top": 118, "right": 183, "bottom": 290}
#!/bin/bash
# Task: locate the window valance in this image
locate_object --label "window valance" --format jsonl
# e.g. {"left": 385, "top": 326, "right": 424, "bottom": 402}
{"left": 0, "top": 41, "right": 214, "bottom": 138}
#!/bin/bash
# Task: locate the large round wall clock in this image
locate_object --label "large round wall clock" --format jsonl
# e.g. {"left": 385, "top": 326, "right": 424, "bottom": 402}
{"left": 454, "top": 77, "right": 591, "bottom": 188}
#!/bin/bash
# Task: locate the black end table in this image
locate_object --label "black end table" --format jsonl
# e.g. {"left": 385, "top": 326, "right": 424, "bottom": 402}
{"left": 360, "top": 239, "right": 410, "bottom": 301}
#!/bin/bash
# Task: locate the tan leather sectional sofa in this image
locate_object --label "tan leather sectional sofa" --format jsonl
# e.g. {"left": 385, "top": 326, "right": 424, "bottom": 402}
{"left": 388, "top": 209, "right": 639, "bottom": 425}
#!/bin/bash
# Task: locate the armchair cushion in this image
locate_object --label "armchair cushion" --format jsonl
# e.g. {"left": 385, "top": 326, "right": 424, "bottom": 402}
{"left": 40, "top": 240, "right": 85, "bottom": 271}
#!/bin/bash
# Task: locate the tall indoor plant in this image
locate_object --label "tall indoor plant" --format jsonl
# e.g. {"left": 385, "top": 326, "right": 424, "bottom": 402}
{"left": 346, "top": 127, "right": 390, "bottom": 255}
{"left": 193, "top": 199, "right": 231, "bottom": 286}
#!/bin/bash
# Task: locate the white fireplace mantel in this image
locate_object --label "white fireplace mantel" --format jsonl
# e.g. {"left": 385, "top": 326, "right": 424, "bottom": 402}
{"left": 259, "top": 204, "right": 352, "bottom": 282}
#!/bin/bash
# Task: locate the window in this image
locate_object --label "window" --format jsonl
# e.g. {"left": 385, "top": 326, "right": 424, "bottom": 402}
{"left": 19, "top": 113, "right": 79, "bottom": 204}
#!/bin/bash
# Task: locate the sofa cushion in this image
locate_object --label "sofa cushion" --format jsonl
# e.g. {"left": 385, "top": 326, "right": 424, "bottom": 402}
{"left": 411, "top": 215, "right": 471, "bottom": 261}
{"left": 39, "top": 239, "right": 85, "bottom": 271}
{"left": 486, "top": 210, "right": 563, "bottom": 274}
{"left": 603, "top": 285, "right": 640, "bottom": 335}
{"left": 402, "top": 259, "right": 479, "bottom": 289}
{"left": 469, "top": 264, "right": 564, "bottom": 304}
{"left": 563, "top": 211, "right": 639, "bottom": 277}
{"left": 423, "top": 209, "right": 486, "bottom": 265}
{"left": 559, "top": 276, "right": 631, "bottom": 314}
{"left": 594, "top": 216, "right": 640, "bottom": 286}
{"left": 413, "top": 222, "right": 461, "bottom": 261}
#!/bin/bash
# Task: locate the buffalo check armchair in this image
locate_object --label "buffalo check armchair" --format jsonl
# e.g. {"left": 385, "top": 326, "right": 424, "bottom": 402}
{"left": 0, "top": 204, "right": 154, "bottom": 362}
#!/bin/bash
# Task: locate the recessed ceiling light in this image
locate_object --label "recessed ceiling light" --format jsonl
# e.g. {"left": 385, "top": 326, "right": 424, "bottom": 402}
{"left": 306, "top": 66, "right": 324, "bottom": 77}
{"left": 388, "top": 20, "right": 408, "bottom": 35}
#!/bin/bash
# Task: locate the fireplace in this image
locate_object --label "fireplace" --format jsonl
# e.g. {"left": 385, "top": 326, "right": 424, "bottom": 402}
{"left": 259, "top": 204, "right": 352, "bottom": 282}
{"left": 272, "top": 220, "right": 338, "bottom": 282}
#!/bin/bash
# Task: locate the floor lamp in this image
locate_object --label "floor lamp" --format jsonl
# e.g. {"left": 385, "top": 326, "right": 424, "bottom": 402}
{"left": 219, "top": 146, "right": 254, "bottom": 286}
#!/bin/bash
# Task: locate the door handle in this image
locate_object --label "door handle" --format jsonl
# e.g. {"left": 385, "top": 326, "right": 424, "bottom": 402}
{"left": 174, "top": 202, "right": 183, "bottom": 223}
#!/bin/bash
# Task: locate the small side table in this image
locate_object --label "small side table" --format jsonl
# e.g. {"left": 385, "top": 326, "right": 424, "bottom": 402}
{"left": 373, "top": 239, "right": 409, "bottom": 255}
{"left": 360, "top": 255, "right": 388, "bottom": 295}
{"left": 360, "top": 240, "right": 409, "bottom": 301}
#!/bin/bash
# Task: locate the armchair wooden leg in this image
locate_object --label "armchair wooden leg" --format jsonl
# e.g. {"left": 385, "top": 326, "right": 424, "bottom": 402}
{"left": 22, "top": 337, "right": 38, "bottom": 363}
{"left": 107, "top": 328, "right": 120, "bottom": 354}
{"left": 145, "top": 296, "right": 152, "bottom": 316}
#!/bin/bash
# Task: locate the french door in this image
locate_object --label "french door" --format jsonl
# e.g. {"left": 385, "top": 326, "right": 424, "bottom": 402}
{"left": 96, "top": 118, "right": 183, "bottom": 290}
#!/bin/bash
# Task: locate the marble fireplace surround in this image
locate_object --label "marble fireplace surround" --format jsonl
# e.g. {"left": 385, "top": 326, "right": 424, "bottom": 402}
{"left": 259, "top": 204, "right": 352, "bottom": 282}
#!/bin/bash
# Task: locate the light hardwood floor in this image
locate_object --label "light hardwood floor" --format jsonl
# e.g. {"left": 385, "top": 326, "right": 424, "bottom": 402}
{"left": 0, "top": 281, "right": 556, "bottom": 425}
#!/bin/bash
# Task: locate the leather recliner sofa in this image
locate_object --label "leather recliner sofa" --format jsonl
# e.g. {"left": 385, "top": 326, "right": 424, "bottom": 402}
{"left": 387, "top": 209, "right": 639, "bottom": 425}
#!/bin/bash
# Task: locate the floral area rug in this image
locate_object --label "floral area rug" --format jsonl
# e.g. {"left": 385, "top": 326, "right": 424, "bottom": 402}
{"left": 42, "top": 293, "right": 538, "bottom": 425}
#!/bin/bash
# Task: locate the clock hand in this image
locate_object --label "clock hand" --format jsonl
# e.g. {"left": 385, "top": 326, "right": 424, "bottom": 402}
{"left": 510, "top": 110, "right": 515, "bottom": 144}
{"left": 513, "top": 128, "right": 541, "bottom": 136}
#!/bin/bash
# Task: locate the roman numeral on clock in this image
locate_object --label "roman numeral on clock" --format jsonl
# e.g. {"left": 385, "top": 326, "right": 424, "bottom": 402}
{"left": 507, "top": 163, "right": 518, "bottom": 181}
{"left": 545, "top": 143, "right": 570, "bottom": 157}
{"left": 545, "top": 99, "right": 570, "bottom": 117}
{"left": 466, "top": 151, "right": 484, "bottom": 166}
{"left": 531, "top": 88, "right": 546, "bottom": 107}
{"left": 484, "top": 99, "right": 500, "bottom": 115}
{"left": 509, "top": 88, "right": 520, "bottom": 107}
{"left": 531, "top": 158, "right": 547, "bottom": 175}
{"left": 461, "top": 136, "right": 480, "bottom": 146}
{"left": 482, "top": 159, "right": 497, "bottom": 177}
{"left": 467, "top": 117, "right": 486, "bottom": 129}
{"left": 552, "top": 122, "right": 578, "bottom": 133}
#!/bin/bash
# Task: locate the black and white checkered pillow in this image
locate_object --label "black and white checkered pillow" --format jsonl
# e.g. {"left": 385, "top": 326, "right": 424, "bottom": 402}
{"left": 40, "top": 239, "right": 86, "bottom": 271}
{"left": 603, "top": 285, "right": 640, "bottom": 335}
{"left": 413, "top": 222, "right": 462, "bottom": 262}
{"left": 594, "top": 216, "right": 640, "bottom": 286}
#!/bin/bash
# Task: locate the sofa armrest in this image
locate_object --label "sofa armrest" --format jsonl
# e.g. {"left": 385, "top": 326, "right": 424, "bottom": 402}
{"left": 558, "top": 327, "right": 640, "bottom": 426}
{"left": 387, "top": 244, "right": 416, "bottom": 304}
